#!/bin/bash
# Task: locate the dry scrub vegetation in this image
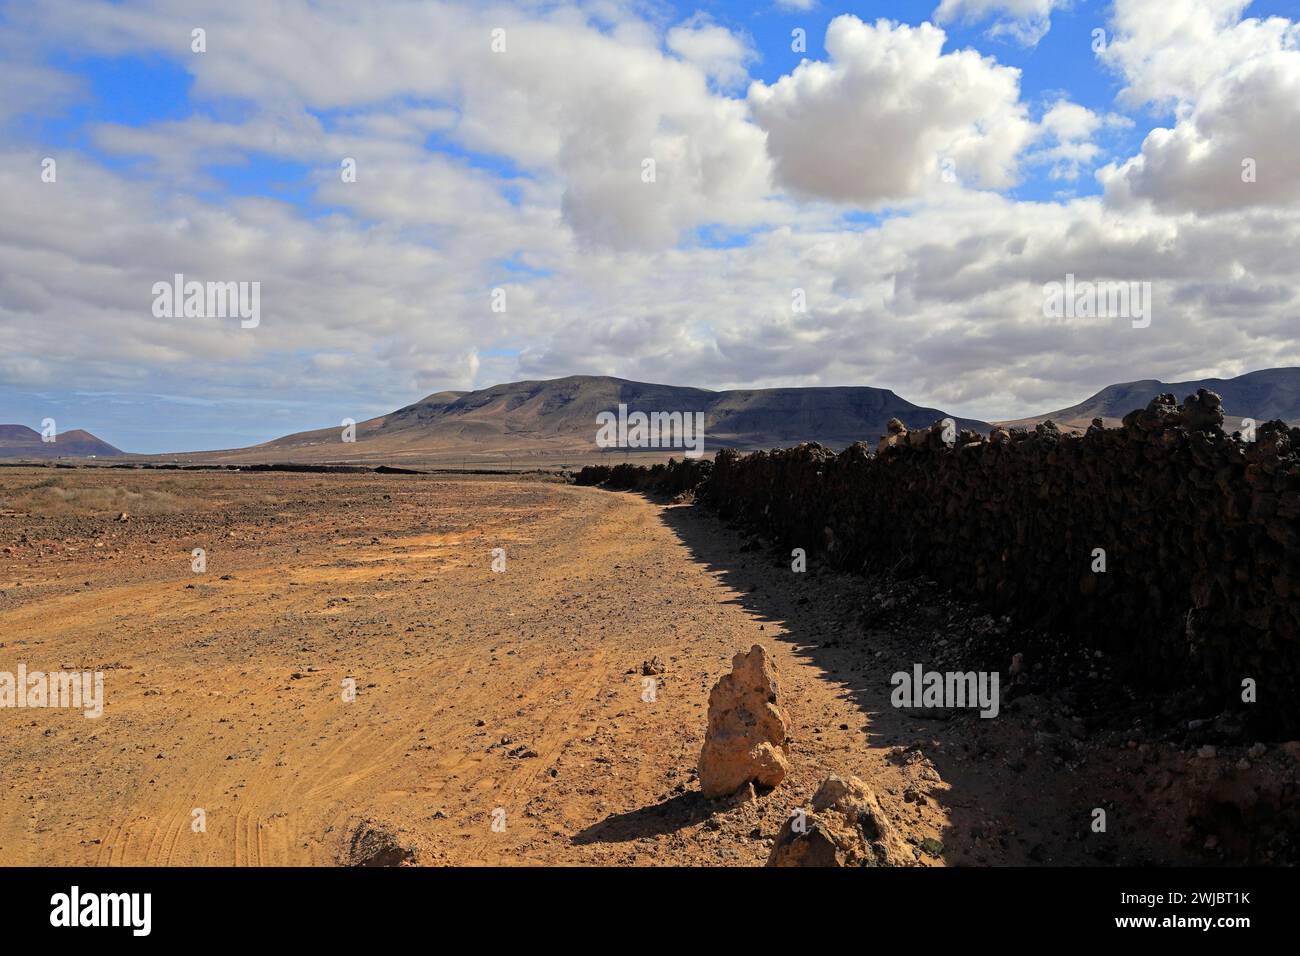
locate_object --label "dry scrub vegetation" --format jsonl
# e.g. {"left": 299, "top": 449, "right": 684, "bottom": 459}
{"left": 0, "top": 475, "right": 184, "bottom": 516}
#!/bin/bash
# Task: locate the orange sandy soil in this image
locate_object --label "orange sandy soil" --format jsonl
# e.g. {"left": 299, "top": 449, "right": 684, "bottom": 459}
{"left": 0, "top": 468, "right": 1234, "bottom": 865}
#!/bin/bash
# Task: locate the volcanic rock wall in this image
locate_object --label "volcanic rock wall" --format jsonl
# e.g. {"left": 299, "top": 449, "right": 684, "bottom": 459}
{"left": 574, "top": 457, "right": 711, "bottom": 495}
{"left": 580, "top": 391, "right": 1300, "bottom": 731}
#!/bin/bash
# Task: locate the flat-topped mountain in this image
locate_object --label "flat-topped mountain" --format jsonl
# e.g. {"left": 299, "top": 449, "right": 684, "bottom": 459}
{"left": 183, "top": 375, "right": 990, "bottom": 465}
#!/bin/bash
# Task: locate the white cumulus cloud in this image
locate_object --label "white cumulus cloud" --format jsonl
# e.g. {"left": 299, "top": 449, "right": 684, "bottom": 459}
{"left": 933, "top": 0, "right": 1072, "bottom": 47}
{"left": 748, "top": 16, "right": 1035, "bottom": 206}
{"left": 1100, "top": 0, "right": 1300, "bottom": 213}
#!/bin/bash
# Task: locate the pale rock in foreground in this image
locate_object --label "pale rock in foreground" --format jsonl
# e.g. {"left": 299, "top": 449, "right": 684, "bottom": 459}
{"left": 697, "top": 644, "right": 790, "bottom": 799}
{"left": 767, "top": 775, "right": 911, "bottom": 867}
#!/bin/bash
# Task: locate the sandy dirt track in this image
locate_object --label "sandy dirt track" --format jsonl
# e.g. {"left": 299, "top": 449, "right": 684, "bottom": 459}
{"left": 0, "top": 469, "right": 1241, "bottom": 865}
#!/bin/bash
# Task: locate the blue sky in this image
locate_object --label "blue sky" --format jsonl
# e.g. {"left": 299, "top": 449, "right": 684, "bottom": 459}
{"left": 3, "top": 0, "right": 1300, "bottom": 452}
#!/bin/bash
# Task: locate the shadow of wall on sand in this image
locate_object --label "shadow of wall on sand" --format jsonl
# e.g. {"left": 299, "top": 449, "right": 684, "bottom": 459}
{"left": 590, "top": 493, "right": 1203, "bottom": 866}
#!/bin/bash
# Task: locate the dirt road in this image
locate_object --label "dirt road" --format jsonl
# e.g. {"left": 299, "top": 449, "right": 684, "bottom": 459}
{"left": 0, "top": 469, "right": 1242, "bottom": 865}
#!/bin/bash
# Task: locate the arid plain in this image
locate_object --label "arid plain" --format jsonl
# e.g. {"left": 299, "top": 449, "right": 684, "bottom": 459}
{"left": 0, "top": 467, "right": 1283, "bottom": 865}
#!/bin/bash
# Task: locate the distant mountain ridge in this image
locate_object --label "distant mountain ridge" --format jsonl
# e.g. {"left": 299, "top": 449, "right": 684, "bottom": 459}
{"left": 0, "top": 425, "right": 123, "bottom": 459}
{"left": 1003, "top": 368, "right": 1300, "bottom": 430}
{"left": 14, "top": 368, "right": 1296, "bottom": 466}
{"left": 186, "top": 375, "right": 991, "bottom": 465}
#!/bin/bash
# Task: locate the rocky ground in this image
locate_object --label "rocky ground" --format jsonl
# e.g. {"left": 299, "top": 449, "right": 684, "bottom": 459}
{"left": 0, "top": 467, "right": 1295, "bottom": 865}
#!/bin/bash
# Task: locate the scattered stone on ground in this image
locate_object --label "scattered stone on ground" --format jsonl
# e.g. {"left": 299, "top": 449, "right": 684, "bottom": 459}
{"left": 341, "top": 820, "right": 417, "bottom": 867}
{"left": 767, "top": 775, "right": 910, "bottom": 867}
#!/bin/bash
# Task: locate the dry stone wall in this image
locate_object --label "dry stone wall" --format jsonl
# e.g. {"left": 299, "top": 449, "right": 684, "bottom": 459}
{"left": 574, "top": 457, "right": 710, "bottom": 495}
{"left": 577, "top": 391, "right": 1300, "bottom": 731}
